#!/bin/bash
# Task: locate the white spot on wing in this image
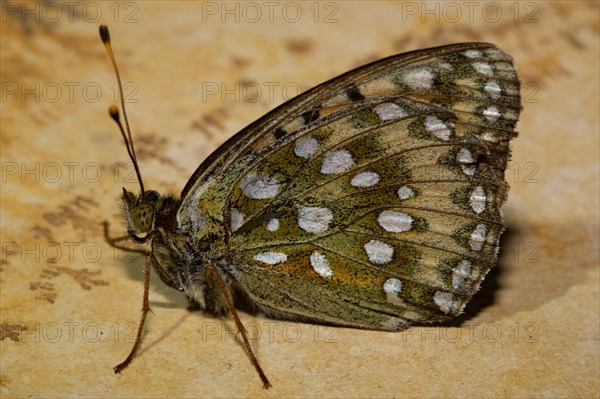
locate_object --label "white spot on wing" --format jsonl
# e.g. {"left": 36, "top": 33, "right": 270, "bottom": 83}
{"left": 230, "top": 209, "right": 244, "bottom": 231}
{"left": 298, "top": 206, "right": 333, "bottom": 233}
{"left": 484, "top": 81, "right": 501, "bottom": 99}
{"left": 404, "top": 68, "right": 434, "bottom": 89}
{"left": 469, "top": 224, "right": 487, "bottom": 251}
{"left": 310, "top": 252, "right": 333, "bottom": 278}
{"left": 464, "top": 49, "right": 481, "bottom": 59}
{"left": 482, "top": 132, "right": 499, "bottom": 143}
{"left": 267, "top": 218, "right": 279, "bottom": 232}
{"left": 364, "top": 240, "right": 394, "bottom": 265}
{"left": 377, "top": 210, "right": 413, "bottom": 233}
{"left": 452, "top": 260, "right": 472, "bottom": 289}
{"left": 469, "top": 186, "right": 486, "bottom": 214}
{"left": 457, "top": 148, "right": 474, "bottom": 163}
{"left": 433, "top": 291, "right": 454, "bottom": 314}
{"left": 351, "top": 171, "right": 380, "bottom": 187}
{"left": 397, "top": 186, "right": 415, "bottom": 200}
{"left": 373, "top": 102, "right": 407, "bottom": 121}
{"left": 462, "top": 166, "right": 476, "bottom": 176}
{"left": 383, "top": 278, "right": 403, "bottom": 306}
{"left": 473, "top": 62, "right": 494, "bottom": 77}
{"left": 240, "top": 173, "right": 279, "bottom": 199}
{"left": 294, "top": 136, "right": 319, "bottom": 158}
{"left": 253, "top": 252, "right": 287, "bottom": 265}
{"left": 425, "top": 116, "right": 452, "bottom": 141}
{"left": 483, "top": 106, "right": 501, "bottom": 122}
{"left": 321, "top": 149, "right": 355, "bottom": 174}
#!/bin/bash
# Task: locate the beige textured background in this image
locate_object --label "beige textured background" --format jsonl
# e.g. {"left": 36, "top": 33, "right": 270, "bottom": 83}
{"left": 1, "top": 1, "right": 598, "bottom": 398}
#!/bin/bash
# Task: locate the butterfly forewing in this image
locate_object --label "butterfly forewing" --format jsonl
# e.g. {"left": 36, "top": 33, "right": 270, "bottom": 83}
{"left": 178, "top": 43, "right": 521, "bottom": 330}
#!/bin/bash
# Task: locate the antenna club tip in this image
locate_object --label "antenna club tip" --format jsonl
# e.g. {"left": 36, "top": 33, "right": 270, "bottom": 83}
{"left": 109, "top": 104, "right": 120, "bottom": 120}
{"left": 99, "top": 25, "right": 110, "bottom": 43}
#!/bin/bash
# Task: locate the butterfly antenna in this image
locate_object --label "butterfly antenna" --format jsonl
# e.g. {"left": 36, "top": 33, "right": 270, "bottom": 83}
{"left": 99, "top": 25, "right": 145, "bottom": 194}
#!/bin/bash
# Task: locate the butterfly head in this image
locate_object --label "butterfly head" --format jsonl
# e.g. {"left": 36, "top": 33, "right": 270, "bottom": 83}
{"left": 121, "top": 189, "right": 161, "bottom": 242}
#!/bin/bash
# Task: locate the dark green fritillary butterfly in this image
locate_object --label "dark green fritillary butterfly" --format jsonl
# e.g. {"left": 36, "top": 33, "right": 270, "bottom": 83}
{"left": 100, "top": 26, "right": 521, "bottom": 389}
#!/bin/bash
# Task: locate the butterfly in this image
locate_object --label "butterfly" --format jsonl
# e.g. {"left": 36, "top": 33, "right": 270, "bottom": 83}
{"left": 99, "top": 25, "right": 521, "bottom": 389}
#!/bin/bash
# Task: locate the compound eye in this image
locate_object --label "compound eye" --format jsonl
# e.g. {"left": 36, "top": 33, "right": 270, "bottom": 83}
{"left": 133, "top": 204, "right": 154, "bottom": 232}
{"left": 145, "top": 190, "right": 159, "bottom": 204}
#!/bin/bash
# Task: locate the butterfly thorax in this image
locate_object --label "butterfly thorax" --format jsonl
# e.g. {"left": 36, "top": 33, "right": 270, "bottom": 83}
{"left": 121, "top": 188, "right": 233, "bottom": 313}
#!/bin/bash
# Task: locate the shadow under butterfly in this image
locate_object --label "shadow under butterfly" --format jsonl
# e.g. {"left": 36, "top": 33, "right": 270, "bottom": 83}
{"left": 99, "top": 25, "right": 521, "bottom": 388}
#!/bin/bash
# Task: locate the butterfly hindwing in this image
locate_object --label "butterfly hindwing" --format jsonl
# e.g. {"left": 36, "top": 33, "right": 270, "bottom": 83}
{"left": 178, "top": 43, "right": 521, "bottom": 330}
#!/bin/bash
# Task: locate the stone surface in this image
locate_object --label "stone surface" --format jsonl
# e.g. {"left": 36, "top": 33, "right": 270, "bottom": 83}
{"left": 1, "top": 1, "right": 598, "bottom": 398}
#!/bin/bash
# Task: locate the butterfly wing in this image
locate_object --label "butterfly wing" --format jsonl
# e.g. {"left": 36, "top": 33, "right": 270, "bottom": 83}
{"left": 178, "top": 43, "right": 521, "bottom": 330}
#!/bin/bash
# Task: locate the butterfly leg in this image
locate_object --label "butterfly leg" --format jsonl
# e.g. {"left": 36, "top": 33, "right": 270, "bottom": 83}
{"left": 114, "top": 251, "right": 153, "bottom": 373}
{"left": 207, "top": 264, "right": 272, "bottom": 389}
